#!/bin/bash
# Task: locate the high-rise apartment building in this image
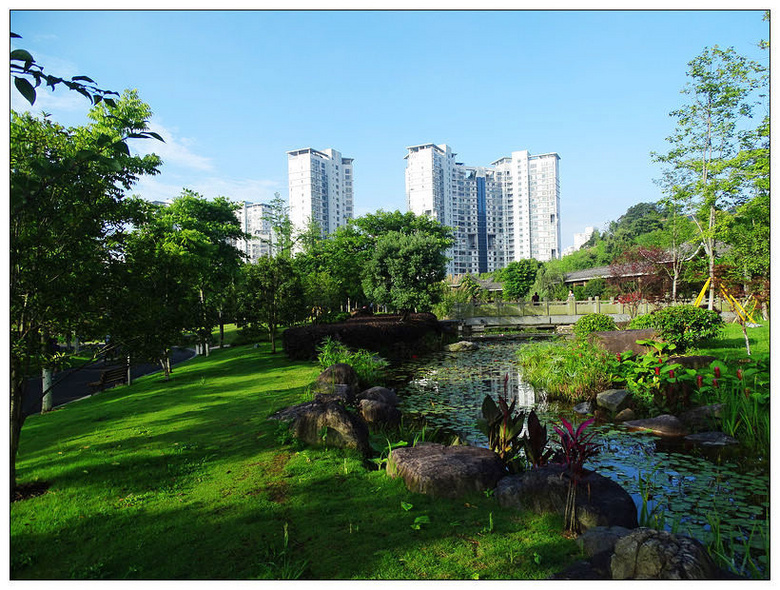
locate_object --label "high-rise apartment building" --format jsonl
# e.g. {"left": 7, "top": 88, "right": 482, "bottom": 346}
{"left": 405, "top": 144, "right": 560, "bottom": 275}
{"left": 233, "top": 201, "right": 275, "bottom": 263}
{"left": 287, "top": 147, "right": 354, "bottom": 238}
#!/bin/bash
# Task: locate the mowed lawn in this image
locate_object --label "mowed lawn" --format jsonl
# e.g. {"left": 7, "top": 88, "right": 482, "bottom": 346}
{"left": 11, "top": 342, "right": 579, "bottom": 580}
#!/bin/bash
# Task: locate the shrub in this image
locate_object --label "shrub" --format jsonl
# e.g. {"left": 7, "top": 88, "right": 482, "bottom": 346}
{"left": 650, "top": 305, "right": 723, "bottom": 351}
{"left": 628, "top": 314, "right": 655, "bottom": 330}
{"left": 573, "top": 313, "right": 617, "bottom": 339}
{"left": 316, "top": 337, "right": 389, "bottom": 387}
{"left": 516, "top": 340, "right": 617, "bottom": 402}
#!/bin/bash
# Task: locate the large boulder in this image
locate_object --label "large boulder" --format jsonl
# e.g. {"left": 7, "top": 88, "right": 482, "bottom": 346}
{"left": 624, "top": 415, "right": 688, "bottom": 437}
{"left": 315, "top": 363, "right": 360, "bottom": 401}
{"left": 610, "top": 528, "right": 720, "bottom": 579}
{"left": 590, "top": 329, "right": 660, "bottom": 355}
{"left": 668, "top": 355, "right": 718, "bottom": 370}
{"left": 495, "top": 464, "right": 638, "bottom": 531}
{"left": 577, "top": 526, "right": 633, "bottom": 558}
{"left": 596, "top": 389, "right": 630, "bottom": 413}
{"left": 356, "top": 386, "right": 399, "bottom": 407}
{"left": 679, "top": 404, "right": 723, "bottom": 432}
{"left": 387, "top": 443, "right": 505, "bottom": 498}
{"left": 359, "top": 398, "right": 401, "bottom": 430}
{"left": 269, "top": 400, "right": 370, "bottom": 456}
{"left": 684, "top": 431, "right": 738, "bottom": 447}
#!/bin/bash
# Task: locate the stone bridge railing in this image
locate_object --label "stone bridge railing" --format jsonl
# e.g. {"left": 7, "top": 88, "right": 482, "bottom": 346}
{"left": 451, "top": 297, "right": 711, "bottom": 331}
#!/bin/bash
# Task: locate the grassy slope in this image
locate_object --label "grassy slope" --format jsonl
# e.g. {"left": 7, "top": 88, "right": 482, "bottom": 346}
{"left": 11, "top": 342, "right": 579, "bottom": 580}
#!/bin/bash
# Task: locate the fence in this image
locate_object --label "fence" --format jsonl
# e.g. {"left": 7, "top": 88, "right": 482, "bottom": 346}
{"left": 451, "top": 297, "right": 702, "bottom": 320}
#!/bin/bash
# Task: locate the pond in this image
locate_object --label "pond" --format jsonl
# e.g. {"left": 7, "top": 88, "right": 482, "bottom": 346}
{"left": 388, "top": 340, "right": 769, "bottom": 578}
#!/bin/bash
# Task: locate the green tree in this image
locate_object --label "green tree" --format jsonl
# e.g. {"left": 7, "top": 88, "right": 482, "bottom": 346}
{"left": 530, "top": 262, "right": 567, "bottom": 300}
{"left": 156, "top": 190, "right": 247, "bottom": 355}
{"left": 636, "top": 200, "right": 700, "bottom": 302}
{"left": 263, "top": 193, "right": 295, "bottom": 258}
{"left": 109, "top": 201, "right": 193, "bottom": 378}
{"left": 497, "top": 259, "right": 542, "bottom": 301}
{"left": 653, "top": 45, "right": 767, "bottom": 309}
{"left": 236, "top": 257, "right": 307, "bottom": 353}
{"left": 362, "top": 231, "right": 449, "bottom": 320}
{"left": 10, "top": 94, "right": 162, "bottom": 494}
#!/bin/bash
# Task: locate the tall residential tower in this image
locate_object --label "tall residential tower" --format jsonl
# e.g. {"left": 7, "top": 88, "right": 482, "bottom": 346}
{"left": 405, "top": 144, "right": 560, "bottom": 275}
{"left": 287, "top": 147, "right": 354, "bottom": 238}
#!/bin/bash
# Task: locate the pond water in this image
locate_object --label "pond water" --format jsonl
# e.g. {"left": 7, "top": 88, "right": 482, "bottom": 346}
{"left": 388, "top": 340, "right": 769, "bottom": 578}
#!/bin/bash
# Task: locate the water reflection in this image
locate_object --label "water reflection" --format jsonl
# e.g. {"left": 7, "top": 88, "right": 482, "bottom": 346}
{"left": 389, "top": 340, "right": 769, "bottom": 578}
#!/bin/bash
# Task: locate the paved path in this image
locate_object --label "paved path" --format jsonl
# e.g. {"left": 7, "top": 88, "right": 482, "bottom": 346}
{"left": 23, "top": 347, "right": 196, "bottom": 417}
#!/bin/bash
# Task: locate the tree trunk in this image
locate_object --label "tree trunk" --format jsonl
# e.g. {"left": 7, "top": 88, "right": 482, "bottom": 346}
{"left": 707, "top": 206, "right": 716, "bottom": 311}
{"left": 40, "top": 330, "right": 53, "bottom": 413}
{"left": 269, "top": 325, "right": 276, "bottom": 353}
{"left": 41, "top": 367, "right": 53, "bottom": 413}
{"left": 126, "top": 354, "right": 132, "bottom": 385}
{"left": 741, "top": 321, "right": 752, "bottom": 356}
{"left": 10, "top": 361, "right": 27, "bottom": 497}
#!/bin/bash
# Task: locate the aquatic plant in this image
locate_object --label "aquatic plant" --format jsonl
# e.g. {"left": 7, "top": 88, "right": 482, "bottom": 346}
{"left": 523, "top": 410, "right": 554, "bottom": 468}
{"left": 552, "top": 416, "right": 600, "bottom": 534}
{"left": 316, "top": 336, "right": 389, "bottom": 386}
{"left": 477, "top": 378, "right": 526, "bottom": 472}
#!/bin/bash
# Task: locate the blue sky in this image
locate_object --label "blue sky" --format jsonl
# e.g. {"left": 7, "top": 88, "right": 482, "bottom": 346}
{"left": 10, "top": 9, "right": 769, "bottom": 248}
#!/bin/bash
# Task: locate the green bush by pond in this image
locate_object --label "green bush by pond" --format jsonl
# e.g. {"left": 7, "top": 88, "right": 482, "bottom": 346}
{"left": 516, "top": 339, "right": 616, "bottom": 402}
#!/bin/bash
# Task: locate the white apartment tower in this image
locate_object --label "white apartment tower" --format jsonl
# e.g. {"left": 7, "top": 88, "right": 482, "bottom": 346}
{"left": 287, "top": 147, "right": 354, "bottom": 238}
{"left": 233, "top": 201, "right": 275, "bottom": 263}
{"left": 405, "top": 144, "right": 560, "bottom": 275}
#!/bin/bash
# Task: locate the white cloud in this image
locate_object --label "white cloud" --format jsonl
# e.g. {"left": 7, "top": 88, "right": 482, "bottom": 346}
{"left": 133, "top": 122, "right": 214, "bottom": 172}
{"left": 129, "top": 173, "right": 284, "bottom": 205}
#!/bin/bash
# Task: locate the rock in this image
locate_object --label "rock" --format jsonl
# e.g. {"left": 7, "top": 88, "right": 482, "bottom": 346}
{"left": 573, "top": 401, "right": 593, "bottom": 415}
{"left": 550, "top": 559, "right": 608, "bottom": 580}
{"left": 596, "top": 389, "right": 630, "bottom": 413}
{"left": 624, "top": 414, "right": 688, "bottom": 437}
{"left": 269, "top": 400, "right": 370, "bottom": 456}
{"left": 315, "top": 363, "right": 360, "bottom": 400}
{"left": 667, "top": 355, "right": 718, "bottom": 370}
{"left": 314, "top": 383, "right": 354, "bottom": 405}
{"left": 356, "top": 386, "right": 399, "bottom": 407}
{"left": 614, "top": 408, "right": 636, "bottom": 422}
{"left": 495, "top": 464, "right": 638, "bottom": 531}
{"left": 679, "top": 404, "right": 723, "bottom": 431}
{"left": 445, "top": 340, "right": 479, "bottom": 352}
{"left": 577, "top": 526, "right": 633, "bottom": 558}
{"left": 684, "top": 431, "right": 738, "bottom": 447}
{"left": 590, "top": 329, "right": 661, "bottom": 355}
{"left": 387, "top": 442, "right": 505, "bottom": 498}
{"left": 359, "top": 398, "right": 401, "bottom": 429}
{"left": 610, "top": 528, "right": 719, "bottom": 579}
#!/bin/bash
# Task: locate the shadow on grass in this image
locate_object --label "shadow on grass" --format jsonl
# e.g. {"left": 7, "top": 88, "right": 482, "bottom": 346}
{"left": 12, "top": 342, "right": 580, "bottom": 580}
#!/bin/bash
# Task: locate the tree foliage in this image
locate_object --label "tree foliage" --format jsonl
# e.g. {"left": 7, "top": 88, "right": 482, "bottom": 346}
{"left": 496, "top": 259, "right": 542, "bottom": 301}
{"left": 362, "top": 230, "right": 450, "bottom": 318}
{"left": 652, "top": 45, "right": 767, "bottom": 309}
{"left": 236, "top": 257, "right": 307, "bottom": 352}
{"left": 10, "top": 91, "right": 162, "bottom": 492}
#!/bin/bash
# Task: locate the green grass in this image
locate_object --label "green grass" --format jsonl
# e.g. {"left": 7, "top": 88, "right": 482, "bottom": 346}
{"left": 688, "top": 321, "right": 770, "bottom": 361}
{"left": 12, "top": 342, "right": 580, "bottom": 580}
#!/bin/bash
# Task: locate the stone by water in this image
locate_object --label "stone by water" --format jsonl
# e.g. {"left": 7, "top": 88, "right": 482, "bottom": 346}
{"left": 388, "top": 340, "right": 769, "bottom": 578}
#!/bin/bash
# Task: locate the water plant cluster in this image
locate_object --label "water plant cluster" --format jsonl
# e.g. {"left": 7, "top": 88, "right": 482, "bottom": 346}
{"left": 316, "top": 336, "right": 390, "bottom": 387}
{"left": 610, "top": 340, "right": 769, "bottom": 449}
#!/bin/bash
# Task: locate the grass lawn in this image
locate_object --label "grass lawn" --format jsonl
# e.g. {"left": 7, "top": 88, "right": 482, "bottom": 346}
{"left": 11, "top": 341, "right": 580, "bottom": 580}
{"left": 689, "top": 321, "right": 770, "bottom": 361}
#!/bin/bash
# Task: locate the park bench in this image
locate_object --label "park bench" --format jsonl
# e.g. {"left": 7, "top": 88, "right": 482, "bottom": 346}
{"left": 88, "top": 366, "right": 127, "bottom": 393}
